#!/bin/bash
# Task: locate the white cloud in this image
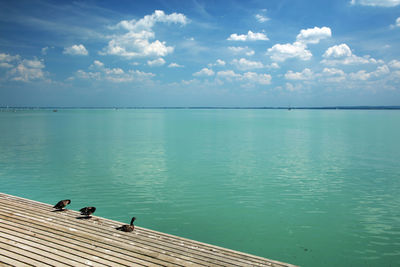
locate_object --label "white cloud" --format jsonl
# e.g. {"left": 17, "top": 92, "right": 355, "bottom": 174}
{"left": 232, "top": 58, "right": 264, "bottom": 70}
{"left": 103, "top": 10, "right": 187, "bottom": 59}
{"left": 374, "top": 65, "right": 390, "bottom": 76}
{"left": 41, "top": 47, "right": 49, "bottom": 55}
{"left": 0, "top": 62, "right": 13, "bottom": 68}
{"left": 0, "top": 53, "right": 17, "bottom": 68}
{"left": 168, "top": 63, "right": 184, "bottom": 68}
{"left": 349, "top": 70, "right": 371, "bottom": 80}
{"left": 216, "top": 59, "right": 226, "bottom": 66}
{"left": 392, "top": 70, "right": 400, "bottom": 78}
{"left": 179, "top": 78, "right": 199, "bottom": 86}
{"left": 266, "top": 62, "right": 280, "bottom": 69}
{"left": 350, "top": 0, "right": 400, "bottom": 7}
{"left": 76, "top": 62, "right": 155, "bottom": 83}
{"left": 323, "top": 44, "right": 352, "bottom": 58}
{"left": 63, "top": 44, "right": 88, "bottom": 55}
{"left": 391, "top": 17, "right": 400, "bottom": 28}
{"left": 228, "top": 46, "right": 255, "bottom": 56}
{"left": 147, "top": 58, "right": 166, "bottom": 66}
{"left": 217, "top": 70, "right": 241, "bottom": 79}
{"left": 114, "top": 10, "right": 188, "bottom": 32}
{"left": 266, "top": 26, "right": 330, "bottom": 62}
{"left": 123, "top": 70, "right": 155, "bottom": 81}
{"left": 246, "top": 51, "right": 255, "bottom": 56}
{"left": 243, "top": 72, "right": 272, "bottom": 85}
{"left": 322, "top": 68, "right": 346, "bottom": 76}
{"left": 91, "top": 60, "right": 104, "bottom": 68}
{"left": 24, "top": 59, "right": 43, "bottom": 68}
{"left": 389, "top": 59, "right": 400, "bottom": 68}
{"left": 105, "top": 68, "right": 124, "bottom": 75}
{"left": 1, "top": 53, "right": 47, "bottom": 81}
{"left": 285, "top": 82, "right": 302, "bottom": 92}
{"left": 296, "top": 26, "right": 331, "bottom": 44}
{"left": 193, "top": 67, "right": 214, "bottom": 76}
{"left": 216, "top": 70, "right": 271, "bottom": 85}
{"left": 208, "top": 59, "right": 226, "bottom": 67}
{"left": 350, "top": 65, "right": 390, "bottom": 80}
{"left": 285, "top": 68, "right": 314, "bottom": 80}
{"left": 0, "top": 53, "right": 20, "bottom": 63}
{"left": 41, "top": 46, "right": 54, "bottom": 55}
{"left": 329, "top": 55, "right": 382, "bottom": 65}
{"left": 267, "top": 42, "right": 312, "bottom": 62}
{"left": 321, "top": 68, "right": 347, "bottom": 82}
{"left": 76, "top": 69, "right": 101, "bottom": 80}
{"left": 9, "top": 59, "right": 46, "bottom": 82}
{"left": 227, "top": 30, "right": 269, "bottom": 41}
{"left": 321, "top": 43, "right": 383, "bottom": 65}
{"left": 255, "top": 14, "right": 270, "bottom": 23}
{"left": 286, "top": 83, "right": 295, "bottom": 91}
{"left": 144, "top": 40, "right": 173, "bottom": 57}
{"left": 317, "top": 65, "right": 392, "bottom": 84}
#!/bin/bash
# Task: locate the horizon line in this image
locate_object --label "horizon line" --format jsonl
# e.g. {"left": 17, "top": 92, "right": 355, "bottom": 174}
{"left": 1, "top": 105, "right": 400, "bottom": 110}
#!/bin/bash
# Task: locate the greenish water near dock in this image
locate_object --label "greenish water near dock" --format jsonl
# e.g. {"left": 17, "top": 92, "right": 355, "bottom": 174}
{"left": 1, "top": 109, "right": 399, "bottom": 267}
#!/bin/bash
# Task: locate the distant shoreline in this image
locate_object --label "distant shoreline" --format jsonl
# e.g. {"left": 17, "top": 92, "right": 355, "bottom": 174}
{"left": 1, "top": 106, "right": 400, "bottom": 110}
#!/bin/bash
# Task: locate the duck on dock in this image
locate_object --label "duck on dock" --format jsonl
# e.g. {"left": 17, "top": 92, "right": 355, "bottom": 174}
{"left": 53, "top": 200, "right": 71, "bottom": 210}
{"left": 79, "top": 207, "right": 96, "bottom": 217}
{"left": 116, "top": 217, "right": 136, "bottom": 232}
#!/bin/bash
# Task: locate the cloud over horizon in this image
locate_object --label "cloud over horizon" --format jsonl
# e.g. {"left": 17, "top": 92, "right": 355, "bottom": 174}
{"left": 63, "top": 44, "right": 89, "bottom": 56}
{"left": 227, "top": 31, "right": 269, "bottom": 41}
{"left": 102, "top": 10, "right": 188, "bottom": 59}
{"left": 267, "top": 26, "right": 331, "bottom": 62}
{"left": 350, "top": 0, "right": 400, "bottom": 7}
{"left": 0, "top": 1, "right": 400, "bottom": 107}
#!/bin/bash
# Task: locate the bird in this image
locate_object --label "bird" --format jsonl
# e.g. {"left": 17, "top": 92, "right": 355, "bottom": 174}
{"left": 116, "top": 217, "right": 136, "bottom": 232}
{"left": 79, "top": 207, "right": 96, "bottom": 217}
{"left": 53, "top": 200, "right": 71, "bottom": 210}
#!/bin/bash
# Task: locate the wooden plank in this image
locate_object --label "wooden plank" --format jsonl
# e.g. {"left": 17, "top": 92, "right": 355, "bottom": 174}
{"left": 0, "top": 255, "right": 35, "bottom": 267}
{"left": 0, "top": 193, "right": 298, "bottom": 267}
{"left": 0, "top": 226, "right": 118, "bottom": 267}
{"left": 0, "top": 201, "right": 238, "bottom": 267}
{"left": 0, "top": 213, "right": 196, "bottom": 267}
{"left": 0, "top": 238, "right": 63, "bottom": 266}
{"left": 0, "top": 250, "right": 38, "bottom": 267}
{"left": 8, "top": 195, "right": 273, "bottom": 266}
{"left": 0, "top": 194, "right": 269, "bottom": 265}
{"left": 0, "top": 214, "right": 181, "bottom": 267}
{"left": 0, "top": 208, "right": 200, "bottom": 267}
{"left": 0, "top": 199, "right": 270, "bottom": 267}
{"left": 0, "top": 194, "right": 281, "bottom": 266}
{"left": 0, "top": 198, "right": 234, "bottom": 265}
{"left": 0, "top": 236, "right": 79, "bottom": 266}
{"left": 0, "top": 195, "right": 290, "bottom": 267}
{"left": 0, "top": 195, "right": 288, "bottom": 267}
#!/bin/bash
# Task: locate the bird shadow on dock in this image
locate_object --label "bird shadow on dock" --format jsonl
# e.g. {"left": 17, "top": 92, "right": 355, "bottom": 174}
{"left": 76, "top": 215, "right": 92, "bottom": 220}
{"left": 51, "top": 209, "right": 67, "bottom": 212}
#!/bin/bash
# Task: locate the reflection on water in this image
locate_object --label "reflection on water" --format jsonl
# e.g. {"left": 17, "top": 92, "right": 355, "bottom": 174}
{"left": 1, "top": 109, "right": 400, "bottom": 267}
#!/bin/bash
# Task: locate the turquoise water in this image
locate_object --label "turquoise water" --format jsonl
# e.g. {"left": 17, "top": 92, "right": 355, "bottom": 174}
{"left": 1, "top": 109, "right": 399, "bottom": 266}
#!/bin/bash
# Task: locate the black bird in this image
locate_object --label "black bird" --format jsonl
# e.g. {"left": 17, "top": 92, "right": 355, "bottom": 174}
{"left": 79, "top": 207, "right": 96, "bottom": 217}
{"left": 116, "top": 217, "right": 136, "bottom": 232}
{"left": 53, "top": 200, "right": 71, "bottom": 210}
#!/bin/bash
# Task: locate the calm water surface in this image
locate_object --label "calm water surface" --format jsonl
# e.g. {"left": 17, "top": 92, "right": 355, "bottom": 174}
{"left": 1, "top": 109, "right": 399, "bottom": 267}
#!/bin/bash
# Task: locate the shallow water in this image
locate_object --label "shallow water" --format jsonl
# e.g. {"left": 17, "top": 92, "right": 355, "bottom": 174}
{"left": 1, "top": 109, "right": 399, "bottom": 267}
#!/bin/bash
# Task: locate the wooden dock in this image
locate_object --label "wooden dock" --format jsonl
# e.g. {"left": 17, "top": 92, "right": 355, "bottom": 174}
{"left": 0, "top": 193, "right": 297, "bottom": 267}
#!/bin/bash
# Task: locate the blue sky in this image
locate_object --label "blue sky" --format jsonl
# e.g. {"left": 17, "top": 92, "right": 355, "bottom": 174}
{"left": 1, "top": 0, "right": 400, "bottom": 107}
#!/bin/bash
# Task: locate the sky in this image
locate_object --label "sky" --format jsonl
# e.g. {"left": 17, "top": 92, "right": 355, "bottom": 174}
{"left": 1, "top": 0, "right": 400, "bottom": 107}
